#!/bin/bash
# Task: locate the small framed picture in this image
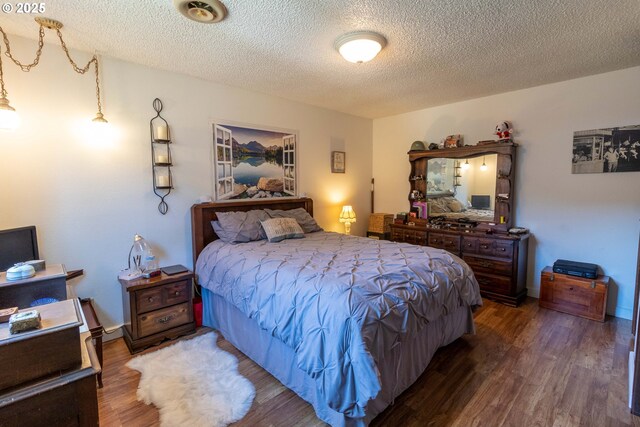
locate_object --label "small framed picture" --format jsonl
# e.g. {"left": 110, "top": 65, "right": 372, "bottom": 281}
{"left": 331, "top": 151, "right": 345, "bottom": 173}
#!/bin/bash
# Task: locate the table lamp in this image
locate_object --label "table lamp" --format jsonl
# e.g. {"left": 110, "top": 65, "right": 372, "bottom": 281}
{"left": 339, "top": 205, "right": 356, "bottom": 235}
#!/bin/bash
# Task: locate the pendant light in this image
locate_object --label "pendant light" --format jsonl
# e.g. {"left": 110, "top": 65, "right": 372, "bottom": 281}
{"left": 462, "top": 159, "right": 470, "bottom": 170}
{"left": 0, "top": 18, "right": 109, "bottom": 133}
{"left": 480, "top": 156, "right": 488, "bottom": 171}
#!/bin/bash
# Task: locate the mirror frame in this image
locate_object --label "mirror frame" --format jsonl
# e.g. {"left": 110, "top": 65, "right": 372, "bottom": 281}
{"left": 408, "top": 142, "right": 517, "bottom": 232}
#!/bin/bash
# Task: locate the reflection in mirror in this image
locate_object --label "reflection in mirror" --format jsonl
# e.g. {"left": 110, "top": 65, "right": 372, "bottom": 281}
{"left": 426, "top": 154, "right": 497, "bottom": 222}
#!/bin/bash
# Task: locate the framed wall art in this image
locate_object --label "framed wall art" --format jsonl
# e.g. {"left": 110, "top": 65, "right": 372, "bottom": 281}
{"left": 213, "top": 122, "right": 297, "bottom": 200}
{"left": 572, "top": 124, "right": 640, "bottom": 174}
{"left": 331, "top": 151, "right": 345, "bottom": 173}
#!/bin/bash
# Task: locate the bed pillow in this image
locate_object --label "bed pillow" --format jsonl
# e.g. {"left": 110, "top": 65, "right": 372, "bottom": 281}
{"left": 210, "top": 220, "right": 234, "bottom": 243}
{"left": 429, "top": 198, "right": 449, "bottom": 213}
{"left": 265, "top": 208, "right": 323, "bottom": 233}
{"left": 215, "top": 210, "right": 270, "bottom": 243}
{"left": 260, "top": 218, "right": 305, "bottom": 243}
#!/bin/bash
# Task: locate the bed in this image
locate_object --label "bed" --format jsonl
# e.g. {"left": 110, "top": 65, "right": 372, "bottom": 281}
{"left": 191, "top": 198, "right": 482, "bottom": 426}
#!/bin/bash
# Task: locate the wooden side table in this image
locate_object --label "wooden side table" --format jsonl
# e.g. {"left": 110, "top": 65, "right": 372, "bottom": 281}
{"left": 119, "top": 270, "right": 195, "bottom": 354}
{"left": 80, "top": 298, "right": 103, "bottom": 388}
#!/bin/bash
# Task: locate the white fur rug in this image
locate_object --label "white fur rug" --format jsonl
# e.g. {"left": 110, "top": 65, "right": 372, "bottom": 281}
{"left": 126, "top": 332, "right": 255, "bottom": 427}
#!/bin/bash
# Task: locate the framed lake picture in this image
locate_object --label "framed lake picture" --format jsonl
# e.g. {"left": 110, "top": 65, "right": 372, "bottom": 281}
{"left": 213, "top": 122, "right": 297, "bottom": 200}
{"left": 572, "top": 124, "right": 640, "bottom": 174}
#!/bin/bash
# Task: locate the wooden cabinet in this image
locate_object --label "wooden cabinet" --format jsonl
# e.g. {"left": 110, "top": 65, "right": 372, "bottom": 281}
{"left": 390, "top": 224, "right": 529, "bottom": 306}
{"left": 119, "top": 270, "right": 196, "bottom": 354}
{"left": 539, "top": 267, "right": 609, "bottom": 322}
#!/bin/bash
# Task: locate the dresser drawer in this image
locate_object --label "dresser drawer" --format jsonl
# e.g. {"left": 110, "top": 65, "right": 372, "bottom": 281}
{"left": 137, "top": 287, "right": 164, "bottom": 313}
{"left": 474, "top": 272, "right": 512, "bottom": 293}
{"left": 428, "top": 233, "right": 460, "bottom": 252}
{"left": 137, "top": 302, "right": 191, "bottom": 338}
{"left": 463, "top": 255, "right": 513, "bottom": 276}
{"left": 391, "top": 227, "right": 426, "bottom": 245}
{"left": 539, "top": 270, "right": 608, "bottom": 321}
{"left": 462, "top": 236, "right": 514, "bottom": 259}
{"left": 136, "top": 280, "right": 190, "bottom": 314}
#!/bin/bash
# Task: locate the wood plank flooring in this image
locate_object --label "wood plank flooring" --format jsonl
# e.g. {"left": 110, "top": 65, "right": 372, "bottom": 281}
{"left": 97, "top": 298, "right": 640, "bottom": 426}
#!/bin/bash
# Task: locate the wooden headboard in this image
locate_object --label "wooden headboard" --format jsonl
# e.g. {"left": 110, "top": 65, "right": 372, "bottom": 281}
{"left": 190, "top": 197, "right": 314, "bottom": 268}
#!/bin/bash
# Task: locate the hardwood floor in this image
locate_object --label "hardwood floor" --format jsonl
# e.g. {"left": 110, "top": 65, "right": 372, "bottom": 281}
{"left": 97, "top": 298, "right": 640, "bottom": 426}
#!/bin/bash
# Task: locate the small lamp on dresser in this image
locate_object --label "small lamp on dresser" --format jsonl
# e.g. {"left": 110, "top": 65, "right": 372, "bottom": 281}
{"left": 339, "top": 205, "right": 356, "bottom": 235}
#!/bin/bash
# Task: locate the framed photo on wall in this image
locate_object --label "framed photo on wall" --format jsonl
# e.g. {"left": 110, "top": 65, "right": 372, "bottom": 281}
{"left": 331, "top": 151, "right": 345, "bottom": 173}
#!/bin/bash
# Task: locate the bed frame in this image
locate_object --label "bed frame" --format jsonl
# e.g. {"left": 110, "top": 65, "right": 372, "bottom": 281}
{"left": 190, "top": 197, "right": 313, "bottom": 268}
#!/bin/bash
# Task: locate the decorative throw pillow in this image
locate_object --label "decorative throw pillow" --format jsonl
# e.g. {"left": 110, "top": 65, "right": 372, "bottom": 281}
{"left": 429, "top": 198, "right": 448, "bottom": 213}
{"left": 448, "top": 199, "right": 464, "bottom": 213}
{"left": 215, "top": 210, "right": 270, "bottom": 243}
{"left": 265, "top": 208, "right": 323, "bottom": 233}
{"left": 260, "top": 218, "right": 305, "bottom": 243}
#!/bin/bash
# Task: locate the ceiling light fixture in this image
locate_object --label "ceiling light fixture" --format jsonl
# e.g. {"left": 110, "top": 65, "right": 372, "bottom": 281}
{"left": 335, "top": 31, "right": 387, "bottom": 64}
{"left": 480, "top": 156, "right": 488, "bottom": 171}
{"left": 0, "top": 17, "right": 108, "bottom": 132}
{"left": 173, "top": 0, "right": 227, "bottom": 23}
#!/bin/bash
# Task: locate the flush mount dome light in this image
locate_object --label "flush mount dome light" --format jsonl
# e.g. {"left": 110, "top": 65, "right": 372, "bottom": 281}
{"left": 173, "top": 0, "right": 227, "bottom": 23}
{"left": 335, "top": 31, "right": 387, "bottom": 63}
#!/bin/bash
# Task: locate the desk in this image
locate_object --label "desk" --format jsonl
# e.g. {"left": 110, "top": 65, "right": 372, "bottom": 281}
{"left": 0, "top": 264, "right": 67, "bottom": 308}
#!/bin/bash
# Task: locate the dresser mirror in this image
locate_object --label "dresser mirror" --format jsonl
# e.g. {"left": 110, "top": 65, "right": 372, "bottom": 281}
{"left": 408, "top": 142, "right": 516, "bottom": 231}
{"left": 425, "top": 155, "right": 497, "bottom": 222}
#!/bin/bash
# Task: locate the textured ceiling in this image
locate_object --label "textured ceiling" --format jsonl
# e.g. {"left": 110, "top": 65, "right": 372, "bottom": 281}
{"left": 1, "top": 0, "right": 639, "bottom": 118}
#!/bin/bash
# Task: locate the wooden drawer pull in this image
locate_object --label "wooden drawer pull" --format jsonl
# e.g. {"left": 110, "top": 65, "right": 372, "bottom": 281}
{"left": 158, "top": 315, "right": 174, "bottom": 324}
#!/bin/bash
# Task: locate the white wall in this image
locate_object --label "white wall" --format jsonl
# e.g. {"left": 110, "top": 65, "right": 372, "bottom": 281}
{"left": 373, "top": 67, "right": 640, "bottom": 319}
{"left": 0, "top": 36, "right": 372, "bottom": 330}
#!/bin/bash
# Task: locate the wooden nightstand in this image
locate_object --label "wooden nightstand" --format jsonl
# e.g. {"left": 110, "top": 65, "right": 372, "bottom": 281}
{"left": 119, "top": 270, "right": 196, "bottom": 354}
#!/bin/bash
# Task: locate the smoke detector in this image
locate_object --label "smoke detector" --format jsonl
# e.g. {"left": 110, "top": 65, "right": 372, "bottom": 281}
{"left": 173, "top": 0, "right": 227, "bottom": 23}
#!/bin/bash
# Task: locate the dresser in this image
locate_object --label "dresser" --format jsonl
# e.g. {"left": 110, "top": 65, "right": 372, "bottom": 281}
{"left": 119, "top": 270, "right": 196, "bottom": 353}
{"left": 390, "top": 223, "right": 529, "bottom": 306}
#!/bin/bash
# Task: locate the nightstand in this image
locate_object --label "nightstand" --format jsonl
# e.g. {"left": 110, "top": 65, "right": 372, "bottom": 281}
{"left": 119, "top": 270, "right": 195, "bottom": 354}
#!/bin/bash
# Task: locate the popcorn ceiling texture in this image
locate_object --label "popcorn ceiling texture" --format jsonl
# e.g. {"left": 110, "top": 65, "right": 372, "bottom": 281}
{"left": 2, "top": 0, "right": 639, "bottom": 118}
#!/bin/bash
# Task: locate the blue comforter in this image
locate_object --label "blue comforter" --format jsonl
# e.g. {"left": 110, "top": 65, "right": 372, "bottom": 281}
{"left": 196, "top": 231, "right": 481, "bottom": 418}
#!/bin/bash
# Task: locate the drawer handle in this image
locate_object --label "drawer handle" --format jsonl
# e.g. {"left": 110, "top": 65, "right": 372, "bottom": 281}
{"left": 480, "top": 261, "right": 491, "bottom": 268}
{"left": 467, "top": 243, "right": 472, "bottom": 247}
{"left": 148, "top": 297, "right": 155, "bottom": 303}
{"left": 498, "top": 247, "right": 506, "bottom": 252}
{"left": 174, "top": 291, "right": 180, "bottom": 296}
{"left": 481, "top": 244, "right": 489, "bottom": 249}
{"left": 158, "top": 315, "right": 174, "bottom": 324}
{"left": 569, "top": 287, "right": 574, "bottom": 291}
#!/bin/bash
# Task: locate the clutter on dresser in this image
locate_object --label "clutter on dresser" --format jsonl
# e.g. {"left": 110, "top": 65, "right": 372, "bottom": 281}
{"left": 443, "top": 134, "right": 463, "bottom": 148}
{"left": 5, "top": 263, "right": 35, "bottom": 281}
{"left": 9, "top": 309, "right": 41, "bottom": 334}
{"left": 150, "top": 98, "right": 174, "bottom": 215}
{"left": 409, "top": 140, "right": 426, "bottom": 151}
{"left": 494, "top": 121, "right": 514, "bottom": 141}
{"left": 0, "top": 307, "right": 18, "bottom": 323}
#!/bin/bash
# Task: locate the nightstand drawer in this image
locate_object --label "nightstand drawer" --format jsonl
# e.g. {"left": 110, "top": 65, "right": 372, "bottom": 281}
{"left": 137, "top": 287, "right": 164, "bottom": 313}
{"left": 137, "top": 302, "right": 191, "bottom": 338}
{"left": 164, "top": 280, "right": 190, "bottom": 306}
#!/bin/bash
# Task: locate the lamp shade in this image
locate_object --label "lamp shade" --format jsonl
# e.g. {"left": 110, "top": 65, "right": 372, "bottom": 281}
{"left": 339, "top": 205, "right": 357, "bottom": 223}
{"left": 335, "top": 31, "right": 387, "bottom": 63}
{"left": 0, "top": 98, "right": 20, "bottom": 131}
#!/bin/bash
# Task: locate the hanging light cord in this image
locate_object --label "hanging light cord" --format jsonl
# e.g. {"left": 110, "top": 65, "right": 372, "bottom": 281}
{"left": 0, "top": 23, "right": 103, "bottom": 116}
